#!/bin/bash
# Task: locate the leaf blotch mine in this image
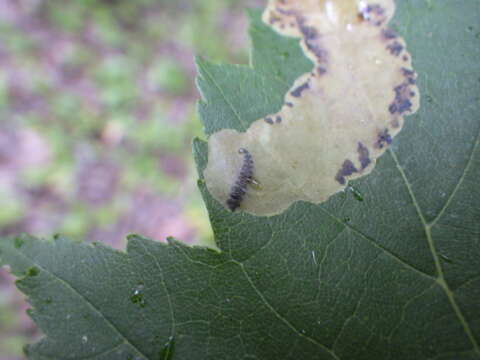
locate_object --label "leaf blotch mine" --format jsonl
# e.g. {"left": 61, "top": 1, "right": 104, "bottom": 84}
{"left": 204, "top": 0, "right": 420, "bottom": 215}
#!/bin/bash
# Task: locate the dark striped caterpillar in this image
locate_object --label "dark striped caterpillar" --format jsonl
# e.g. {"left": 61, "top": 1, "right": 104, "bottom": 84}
{"left": 226, "top": 148, "right": 254, "bottom": 211}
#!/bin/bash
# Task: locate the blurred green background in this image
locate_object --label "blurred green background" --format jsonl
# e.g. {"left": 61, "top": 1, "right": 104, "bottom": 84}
{"left": 0, "top": 0, "right": 263, "bottom": 357}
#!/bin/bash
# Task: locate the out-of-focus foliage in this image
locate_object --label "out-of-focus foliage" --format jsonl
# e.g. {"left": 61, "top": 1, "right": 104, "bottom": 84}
{"left": 0, "top": 0, "right": 262, "bottom": 358}
{"left": 0, "top": 0, "right": 259, "bottom": 244}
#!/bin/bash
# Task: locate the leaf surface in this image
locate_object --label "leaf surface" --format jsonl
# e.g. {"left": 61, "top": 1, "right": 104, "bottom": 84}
{"left": 1, "top": 2, "right": 480, "bottom": 360}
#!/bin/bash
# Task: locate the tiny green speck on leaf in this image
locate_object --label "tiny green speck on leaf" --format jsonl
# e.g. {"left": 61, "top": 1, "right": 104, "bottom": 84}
{"left": 159, "top": 335, "right": 175, "bottom": 360}
{"left": 439, "top": 253, "right": 454, "bottom": 264}
{"left": 26, "top": 266, "right": 40, "bottom": 277}
{"left": 130, "top": 285, "right": 146, "bottom": 308}
{"left": 348, "top": 185, "right": 364, "bottom": 202}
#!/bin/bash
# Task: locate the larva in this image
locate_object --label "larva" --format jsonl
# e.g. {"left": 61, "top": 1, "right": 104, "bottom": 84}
{"left": 204, "top": 0, "right": 420, "bottom": 216}
{"left": 226, "top": 148, "right": 254, "bottom": 211}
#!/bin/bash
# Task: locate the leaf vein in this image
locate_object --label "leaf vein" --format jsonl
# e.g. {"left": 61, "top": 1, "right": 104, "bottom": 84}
{"left": 317, "top": 206, "right": 434, "bottom": 280}
{"left": 197, "top": 61, "right": 248, "bottom": 130}
{"left": 76, "top": 341, "right": 126, "bottom": 360}
{"left": 454, "top": 275, "right": 480, "bottom": 292}
{"left": 429, "top": 125, "right": 480, "bottom": 227}
{"left": 136, "top": 240, "right": 176, "bottom": 340}
{"left": 387, "top": 281, "right": 437, "bottom": 340}
{"left": 332, "top": 250, "right": 382, "bottom": 352}
{"left": 234, "top": 260, "right": 340, "bottom": 360}
{"left": 15, "top": 249, "right": 150, "bottom": 360}
{"left": 389, "top": 149, "right": 480, "bottom": 355}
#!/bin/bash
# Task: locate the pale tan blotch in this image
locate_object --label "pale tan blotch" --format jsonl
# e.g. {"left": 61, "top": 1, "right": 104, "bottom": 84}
{"left": 204, "top": 0, "right": 420, "bottom": 216}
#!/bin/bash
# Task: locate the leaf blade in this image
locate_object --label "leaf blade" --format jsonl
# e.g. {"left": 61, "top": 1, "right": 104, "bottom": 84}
{"left": 1, "top": 1, "right": 480, "bottom": 359}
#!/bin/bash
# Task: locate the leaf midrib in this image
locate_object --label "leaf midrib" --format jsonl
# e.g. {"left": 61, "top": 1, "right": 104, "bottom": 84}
{"left": 389, "top": 143, "right": 480, "bottom": 355}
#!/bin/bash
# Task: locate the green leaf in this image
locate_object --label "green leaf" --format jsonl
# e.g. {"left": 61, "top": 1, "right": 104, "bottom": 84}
{"left": 196, "top": 9, "right": 313, "bottom": 135}
{"left": 1, "top": 2, "right": 480, "bottom": 360}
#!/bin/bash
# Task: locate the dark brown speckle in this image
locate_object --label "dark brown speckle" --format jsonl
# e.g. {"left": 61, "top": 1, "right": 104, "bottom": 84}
{"left": 388, "top": 67, "right": 417, "bottom": 115}
{"left": 317, "top": 66, "right": 327, "bottom": 75}
{"left": 375, "top": 129, "right": 393, "bottom": 149}
{"left": 401, "top": 68, "right": 415, "bottom": 78}
{"left": 290, "top": 81, "right": 310, "bottom": 98}
{"left": 389, "top": 83, "right": 413, "bottom": 114}
{"left": 359, "top": 4, "right": 387, "bottom": 26}
{"left": 387, "top": 41, "right": 404, "bottom": 56}
{"left": 297, "top": 17, "right": 328, "bottom": 63}
{"left": 357, "top": 142, "right": 371, "bottom": 170}
{"left": 335, "top": 160, "right": 358, "bottom": 185}
{"left": 381, "top": 28, "right": 397, "bottom": 40}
